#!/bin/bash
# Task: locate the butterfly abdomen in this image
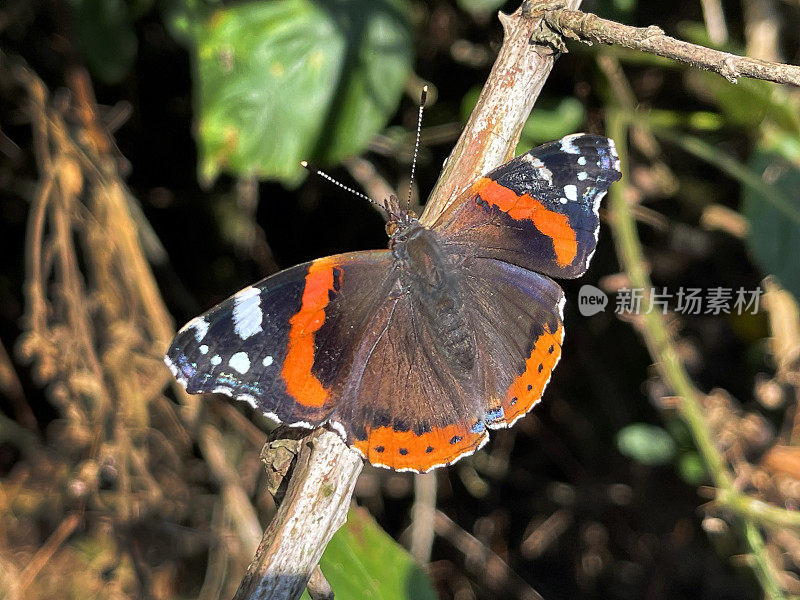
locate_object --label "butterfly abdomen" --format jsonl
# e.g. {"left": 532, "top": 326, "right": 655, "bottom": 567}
{"left": 435, "top": 301, "right": 475, "bottom": 374}
{"left": 395, "top": 226, "right": 476, "bottom": 375}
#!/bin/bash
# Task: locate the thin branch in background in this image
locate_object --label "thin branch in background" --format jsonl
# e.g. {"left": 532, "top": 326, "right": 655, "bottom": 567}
{"left": 235, "top": 176, "right": 279, "bottom": 276}
{"left": 520, "top": 508, "right": 573, "bottom": 559}
{"left": 743, "top": 0, "right": 782, "bottom": 62}
{"left": 0, "top": 336, "right": 37, "bottom": 431}
{"left": 343, "top": 156, "right": 397, "bottom": 215}
{"left": 434, "top": 510, "right": 545, "bottom": 600}
{"left": 199, "top": 425, "right": 263, "bottom": 558}
{"left": 409, "top": 472, "right": 437, "bottom": 564}
{"left": 306, "top": 566, "right": 334, "bottom": 600}
{"left": 700, "top": 0, "right": 728, "bottom": 46}
{"left": 537, "top": 8, "right": 800, "bottom": 85}
{"left": 197, "top": 503, "right": 231, "bottom": 600}
{"left": 16, "top": 513, "right": 81, "bottom": 597}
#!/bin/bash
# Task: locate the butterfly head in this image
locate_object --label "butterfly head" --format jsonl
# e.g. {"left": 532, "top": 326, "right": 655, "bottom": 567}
{"left": 383, "top": 194, "right": 419, "bottom": 238}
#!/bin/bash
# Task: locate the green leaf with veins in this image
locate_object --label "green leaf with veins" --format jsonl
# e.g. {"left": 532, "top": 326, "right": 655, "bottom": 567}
{"left": 193, "top": 0, "right": 413, "bottom": 185}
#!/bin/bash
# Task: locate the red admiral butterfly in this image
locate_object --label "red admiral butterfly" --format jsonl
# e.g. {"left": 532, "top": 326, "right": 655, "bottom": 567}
{"left": 165, "top": 105, "right": 621, "bottom": 472}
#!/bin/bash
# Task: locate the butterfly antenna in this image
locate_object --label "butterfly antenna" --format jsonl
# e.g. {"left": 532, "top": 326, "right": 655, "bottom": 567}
{"left": 300, "top": 160, "right": 382, "bottom": 209}
{"left": 406, "top": 85, "right": 427, "bottom": 209}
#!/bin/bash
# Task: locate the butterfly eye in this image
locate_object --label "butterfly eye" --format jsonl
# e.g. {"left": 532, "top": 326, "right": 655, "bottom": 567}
{"left": 386, "top": 222, "right": 398, "bottom": 236}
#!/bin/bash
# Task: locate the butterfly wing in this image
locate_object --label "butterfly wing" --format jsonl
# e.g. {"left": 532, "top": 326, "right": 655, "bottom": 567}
{"left": 431, "top": 134, "right": 621, "bottom": 279}
{"left": 165, "top": 250, "right": 396, "bottom": 427}
{"left": 464, "top": 257, "right": 565, "bottom": 428}
{"left": 327, "top": 289, "right": 490, "bottom": 472}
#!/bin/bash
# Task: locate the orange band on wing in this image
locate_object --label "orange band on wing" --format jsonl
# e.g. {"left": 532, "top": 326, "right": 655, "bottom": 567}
{"left": 472, "top": 177, "right": 577, "bottom": 267}
{"left": 503, "top": 322, "right": 564, "bottom": 424}
{"left": 281, "top": 257, "right": 339, "bottom": 407}
{"left": 352, "top": 424, "right": 487, "bottom": 472}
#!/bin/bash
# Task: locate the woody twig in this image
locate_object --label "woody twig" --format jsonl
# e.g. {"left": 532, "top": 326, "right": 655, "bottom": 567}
{"left": 535, "top": 7, "right": 800, "bottom": 86}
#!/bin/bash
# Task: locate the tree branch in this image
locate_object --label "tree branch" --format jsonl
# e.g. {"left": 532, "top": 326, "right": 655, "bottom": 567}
{"left": 420, "top": 0, "right": 583, "bottom": 225}
{"left": 232, "top": 429, "right": 362, "bottom": 600}
{"left": 537, "top": 8, "right": 800, "bottom": 86}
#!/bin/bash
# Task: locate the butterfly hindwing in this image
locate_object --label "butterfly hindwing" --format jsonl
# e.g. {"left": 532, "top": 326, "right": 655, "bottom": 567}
{"left": 322, "top": 253, "right": 564, "bottom": 472}
{"left": 165, "top": 250, "right": 394, "bottom": 427}
{"left": 432, "top": 134, "right": 621, "bottom": 279}
{"left": 464, "top": 257, "right": 565, "bottom": 428}
{"left": 328, "top": 286, "right": 490, "bottom": 472}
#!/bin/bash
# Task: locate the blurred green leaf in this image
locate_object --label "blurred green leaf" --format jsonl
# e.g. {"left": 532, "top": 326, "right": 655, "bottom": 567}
{"left": 517, "top": 97, "right": 586, "bottom": 150}
{"left": 595, "top": 0, "right": 637, "bottom": 21}
{"left": 642, "top": 123, "right": 800, "bottom": 230}
{"left": 688, "top": 72, "right": 800, "bottom": 134}
{"left": 677, "top": 452, "right": 707, "bottom": 486}
{"left": 742, "top": 142, "right": 800, "bottom": 302}
{"left": 300, "top": 507, "right": 437, "bottom": 600}
{"left": 461, "top": 89, "right": 586, "bottom": 152}
{"left": 638, "top": 109, "right": 724, "bottom": 132}
{"left": 616, "top": 423, "right": 676, "bottom": 466}
{"left": 68, "top": 0, "right": 138, "bottom": 84}
{"left": 456, "top": 0, "right": 506, "bottom": 16}
{"left": 160, "top": 0, "right": 222, "bottom": 45}
{"left": 192, "top": 0, "right": 413, "bottom": 185}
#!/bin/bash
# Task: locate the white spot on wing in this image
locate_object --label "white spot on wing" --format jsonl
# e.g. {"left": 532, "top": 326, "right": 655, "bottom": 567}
{"left": 238, "top": 393, "right": 259, "bottom": 409}
{"left": 577, "top": 171, "right": 588, "bottom": 181}
{"left": 210, "top": 355, "right": 222, "bottom": 366}
{"left": 229, "top": 351, "right": 251, "bottom": 374}
{"left": 593, "top": 190, "right": 607, "bottom": 214}
{"left": 163, "top": 355, "right": 188, "bottom": 388}
{"left": 199, "top": 344, "right": 209, "bottom": 354}
{"left": 560, "top": 133, "right": 583, "bottom": 154}
{"left": 329, "top": 420, "right": 347, "bottom": 439}
{"left": 262, "top": 355, "right": 274, "bottom": 367}
{"left": 564, "top": 185, "right": 578, "bottom": 202}
{"left": 578, "top": 156, "right": 587, "bottom": 166}
{"left": 522, "top": 155, "right": 554, "bottom": 184}
{"left": 233, "top": 286, "right": 263, "bottom": 340}
{"left": 180, "top": 316, "right": 209, "bottom": 343}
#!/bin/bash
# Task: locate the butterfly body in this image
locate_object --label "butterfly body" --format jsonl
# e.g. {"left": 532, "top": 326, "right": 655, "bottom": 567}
{"left": 390, "top": 220, "right": 476, "bottom": 375}
{"left": 166, "top": 134, "right": 621, "bottom": 472}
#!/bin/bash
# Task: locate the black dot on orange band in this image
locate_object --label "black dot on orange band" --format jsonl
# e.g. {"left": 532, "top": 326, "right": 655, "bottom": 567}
{"left": 449, "top": 435, "right": 462, "bottom": 445}
{"left": 527, "top": 384, "right": 533, "bottom": 390}
{"left": 548, "top": 345, "right": 554, "bottom": 354}
{"left": 399, "top": 448, "right": 408, "bottom": 455}
{"left": 510, "top": 397, "right": 518, "bottom": 405}
{"left": 538, "top": 363, "right": 544, "bottom": 373}
{"left": 374, "top": 446, "right": 385, "bottom": 453}
{"left": 426, "top": 446, "right": 434, "bottom": 453}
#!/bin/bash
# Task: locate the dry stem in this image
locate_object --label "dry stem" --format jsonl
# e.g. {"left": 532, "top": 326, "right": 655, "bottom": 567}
{"left": 538, "top": 8, "right": 800, "bottom": 85}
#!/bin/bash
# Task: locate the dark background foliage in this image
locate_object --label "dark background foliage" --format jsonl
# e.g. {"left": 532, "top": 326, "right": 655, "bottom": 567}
{"left": 1, "top": 0, "right": 800, "bottom": 599}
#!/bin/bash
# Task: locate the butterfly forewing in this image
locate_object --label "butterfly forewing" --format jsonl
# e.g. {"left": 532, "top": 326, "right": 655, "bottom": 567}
{"left": 432, "top": 134, "right": 621, "bottom": 279}
{"left": 165, "top": 250, "right": 394, "bottom": 427}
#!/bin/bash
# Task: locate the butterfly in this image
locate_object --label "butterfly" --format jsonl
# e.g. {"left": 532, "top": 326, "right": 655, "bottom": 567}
{"left": 165, "top": 132, "right": 621, "bottom": 472}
